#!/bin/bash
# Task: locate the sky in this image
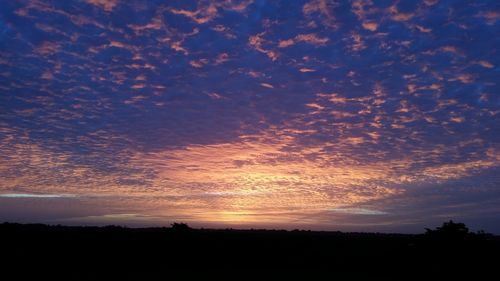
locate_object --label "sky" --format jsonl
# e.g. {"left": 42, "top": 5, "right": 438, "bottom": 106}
{"left": 0, "top": 0, "right": 499, "bottom": 233}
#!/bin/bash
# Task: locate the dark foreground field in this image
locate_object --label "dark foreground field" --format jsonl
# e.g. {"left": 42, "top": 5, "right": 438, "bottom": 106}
{"left": 1, "top": 222, "right": 499, "bottom": 280}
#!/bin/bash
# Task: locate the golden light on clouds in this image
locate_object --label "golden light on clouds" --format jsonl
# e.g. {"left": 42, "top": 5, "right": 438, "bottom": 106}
{"left": 1, "top": 0, "right": 499, "bottom": 232}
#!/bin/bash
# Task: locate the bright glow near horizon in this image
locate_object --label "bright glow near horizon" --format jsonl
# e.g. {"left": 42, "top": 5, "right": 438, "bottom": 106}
{"left": 0, "top": 0, "right": 499, "bottom": 233}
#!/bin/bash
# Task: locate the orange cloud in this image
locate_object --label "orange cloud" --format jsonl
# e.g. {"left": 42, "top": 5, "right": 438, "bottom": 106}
{"left": 170, "top": 4, "right": 218, "bottom": 24}
{"left": 215, "top": 53, "right": 229, "bottom": 65}
{"left": 440, "top": 45, "right": 464, "bottom": 56}
{"left": 415, "top": 25, "right": 432, "bottom": 33}
{"left": 296, "top": 34, "right": 329, "bottom": 45}
{"left": 34, "top": 41, "right": 60, "bottom": 56}
{"left": 135, "top": 74, "right": 146, "bottom": 81}
{"left": 305, "top": 103, "right": 325, "bottom": 111}
{"left": 170, "top": 1, "right": 252, "bottom": 24}
{"left": 279, "top": 33, "right": 329, "bottom": 48}
{"left": 450, "top": 116, "right": 465, "bottom": 123}
{"left": 362, "top": 22, "right": 378, "bottom": 32}
{"left": 207, "top": 92, "right": 223, "bottom": 99}
{"left": 248, "top": 33, "right": 279, "bottom": 61}
{"left": 124, "top": 95, "right": 146, "bottom": 104}
{"left": 86, "top": 0, "right": 119, "bottom": 12}
{"left": 260, "top": 83, "right": 274, "bottom": 89}
{"left": 349, "top": 33, "right": 365, "bottom": 51}
{"left": 109, "top": 41, "right": 126, "bottom": 48}
{"left": 303, "top": 0, "right": 337, "bottom": 28}
{"left": 131, "top": 84, "right": 146, "bottom": 89}
{"left": 190, "top": 59, "right": 209, "bottom": 68}
{"left": 477, "top": 60, "right": 494, "bottom": 68}
{"left": 450, "top": 74, "right": 474, "bottom": 84}
{"left": 477, "top": 11, "right": 500, "bottom": 25}
{"left": 128, "top": 17, "right": 163, "bottom": 34}
{"left": 278, "top": 39, "right": 295, "bottom": 48}
{"left": 170, "top": 41, "right": 189, "bottom": 55}
{"left": 388, "top": 5, "right": 414, "bottom": 22}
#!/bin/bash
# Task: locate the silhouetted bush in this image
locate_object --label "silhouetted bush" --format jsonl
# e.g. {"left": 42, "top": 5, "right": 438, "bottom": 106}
{"left": 171, "top": 222, "right": 191, "bottom": 232}
{"left": 425, "top": 220, "right": 470, "bottom": 238}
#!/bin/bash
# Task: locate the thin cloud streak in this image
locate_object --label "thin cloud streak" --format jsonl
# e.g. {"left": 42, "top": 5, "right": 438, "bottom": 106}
{"left": 0, "top": 0, "right": 498, "bottom": 232}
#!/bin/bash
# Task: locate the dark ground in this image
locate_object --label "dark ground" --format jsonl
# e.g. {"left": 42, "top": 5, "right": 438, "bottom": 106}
{"left": 1, "top": 222, "right": 499, "bottom": 280}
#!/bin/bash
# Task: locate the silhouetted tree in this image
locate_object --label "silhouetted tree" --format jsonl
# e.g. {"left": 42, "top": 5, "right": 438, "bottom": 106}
{"left": 425, "top": 220, "right": 470, "bottom": 238}
{"left": 171, "top": 222, "right": 191, "bottom": 232}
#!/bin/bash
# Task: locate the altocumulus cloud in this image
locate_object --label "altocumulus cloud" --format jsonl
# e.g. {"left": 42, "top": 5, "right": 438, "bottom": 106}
{"left": 0, "top": 0, "right": 499, "bottom": 232}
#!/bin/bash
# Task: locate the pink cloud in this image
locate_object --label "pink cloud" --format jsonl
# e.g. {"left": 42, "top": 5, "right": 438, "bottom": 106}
{"left": 86, "top": 0, "right": 119, "bottom": 12}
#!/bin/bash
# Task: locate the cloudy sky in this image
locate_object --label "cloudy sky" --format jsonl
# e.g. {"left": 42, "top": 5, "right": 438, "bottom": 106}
{"left": 0, "top": 0, "right": 499, "bottom": 233}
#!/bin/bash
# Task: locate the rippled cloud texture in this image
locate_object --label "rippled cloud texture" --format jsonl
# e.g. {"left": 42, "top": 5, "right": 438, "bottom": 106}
{"left": 1, "top": 0, "right": 499, "bottom": 232}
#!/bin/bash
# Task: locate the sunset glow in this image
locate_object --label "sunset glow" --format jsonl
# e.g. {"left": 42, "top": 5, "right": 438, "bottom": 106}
{"left": 0, "top": 0, "right": 499, "bottom": 232}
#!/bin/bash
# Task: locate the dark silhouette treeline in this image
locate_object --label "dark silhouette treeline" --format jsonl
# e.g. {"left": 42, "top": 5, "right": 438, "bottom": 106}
{"left": 1, "top": 221, "right": 499, "bottom": 279}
